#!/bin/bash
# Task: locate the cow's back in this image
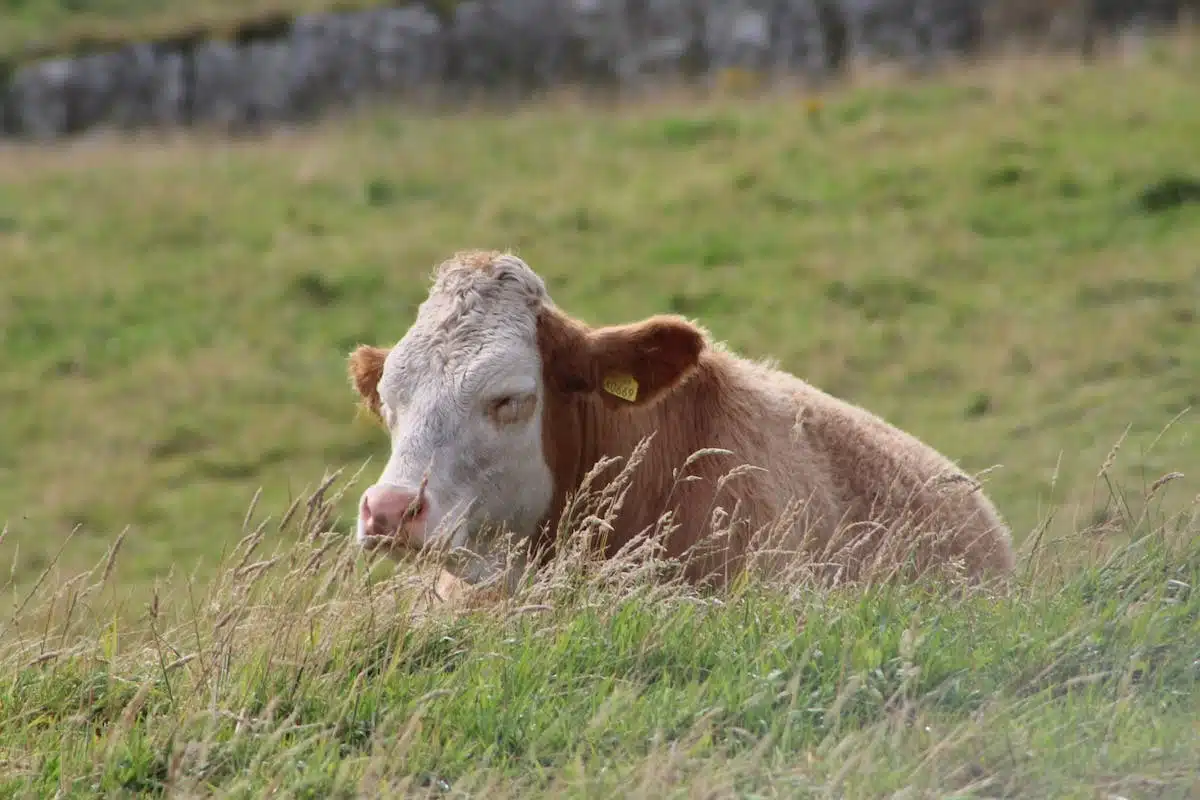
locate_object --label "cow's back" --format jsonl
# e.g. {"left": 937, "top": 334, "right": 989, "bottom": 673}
{"left": 646, "top": 351, "right": 1014, "bottom": 585}
{"left": 552, "top": 344, "right": 1014, "bottom": 587}
{"left": 780, "top": 373, "right": 1015, "bottom": 583}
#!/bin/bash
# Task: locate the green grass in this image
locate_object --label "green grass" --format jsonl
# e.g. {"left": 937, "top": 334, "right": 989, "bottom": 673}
{"left": 1, "top": 41, "right": 1200, "bottom": 796}
{"left": 3, "top": 45, "right": 1198, "bottom": 606}
{"left": 0, "top": 467, "right": 1197, "bottom": 796}
{"left": 0, "top": 0, "right": 388, "bottom": 61}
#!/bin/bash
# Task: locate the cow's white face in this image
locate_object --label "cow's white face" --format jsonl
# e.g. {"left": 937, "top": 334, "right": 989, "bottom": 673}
{"left": 350, "top": 253, "right": 554, "bottom": 583}
{"left": 348, "top": 250, "right": 708, "bottom": 585}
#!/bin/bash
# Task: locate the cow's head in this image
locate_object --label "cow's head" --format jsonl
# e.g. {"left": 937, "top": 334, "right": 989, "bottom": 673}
{"left": 348, "top": 251, "right": 706, "bottom": 583}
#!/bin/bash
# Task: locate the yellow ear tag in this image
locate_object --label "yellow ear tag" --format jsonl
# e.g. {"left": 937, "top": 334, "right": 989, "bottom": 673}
{"left": 602, "top": 373, "right": 639, "bottom": 403}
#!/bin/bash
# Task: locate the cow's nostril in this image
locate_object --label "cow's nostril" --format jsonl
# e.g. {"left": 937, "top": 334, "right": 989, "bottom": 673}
{"left": 360, "top": 484, "right": 428, "bottom": 544}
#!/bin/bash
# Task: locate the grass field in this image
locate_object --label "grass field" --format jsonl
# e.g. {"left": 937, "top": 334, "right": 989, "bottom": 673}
{"left": 1, "top": 481, "right": 1197, "bottom": 796}
{"left": 1, "top": 38, "right": 1199, "bottom": 796}
{"left": 0, "top": 0, "right": 381, "bottom": 59}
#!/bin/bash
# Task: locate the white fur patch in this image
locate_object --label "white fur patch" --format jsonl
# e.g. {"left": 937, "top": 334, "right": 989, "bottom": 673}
{"left": 360, "top": 253, "right": 556, "bottom": 584}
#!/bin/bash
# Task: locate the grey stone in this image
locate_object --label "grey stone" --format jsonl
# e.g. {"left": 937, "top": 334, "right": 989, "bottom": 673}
{"left": 241, "top": 38, "right": 300, "bottom": 125}
{"left": 915, "top": 0, "right": 984, "bottom": 61}
{"left": 360, "top": 7, "right": 446, "bottom": 95}
{"left": 8, "top": 58, "right": 72, "bottom": 139}
{"left": 839, "top": 0, "right": 920, "bottom": 62}
{"left": 620, "top": 0, "right": 708, "bottom": 82}
{"left": 0, "top": 0, "right": 1185, "bottom": 140}
{"left": 151, "top": 49, "right": 188, "bottom": 127}
{"left": 767, "top": 0, "right": 846, "bottom": 77}
{"left": 191, "top": 40, "right": 248, "bottom": 129}
{"left": 704, "top": 2, "right": 773, "bottom": 72}
{"left": 283, "top": 7, "right": 443, "bottom": 117}
{"left": 700, "top": 0, "right": 838, "bottom": 77}
{"left": 833, "top": 0, "right": 980, "bottom": 65}
{"left": 102, "top": 44, "right": 185, "bottom": 130}
{"left": 60, "top": 52, "right": 119, "bottom": 132}
{"left": 561, "top": 0, "right": 708, "bottom": 87}
{"left": 445, "top": 0, "right": 593, "bottom": 94}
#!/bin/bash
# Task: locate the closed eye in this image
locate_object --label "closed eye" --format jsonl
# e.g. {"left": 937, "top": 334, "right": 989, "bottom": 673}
{"left": 487, "top": 392, "right": 536, "bottom": 425}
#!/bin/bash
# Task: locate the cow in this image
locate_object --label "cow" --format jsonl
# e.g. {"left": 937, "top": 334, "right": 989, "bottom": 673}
{"left": 347, "top": 250, "right": 1016, "bottom": 594}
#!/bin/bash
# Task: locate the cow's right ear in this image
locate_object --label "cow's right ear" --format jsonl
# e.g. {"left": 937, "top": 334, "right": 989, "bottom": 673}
{"left": 587, "top": 315, "right": 705, "bottom": 409}
{"left": 537, "top": 307, "right": 595, "bottom": 395}
{"left": 348, "top": 345, "right": 390, "bottom": 418}
{"left": 537, "top": 307, "right": 705, "bottom": 409}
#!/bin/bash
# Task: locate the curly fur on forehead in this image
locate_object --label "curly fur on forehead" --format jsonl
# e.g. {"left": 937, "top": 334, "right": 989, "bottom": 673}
{"left": 428, "top": 250, "right": 548, "bottom": 311}
{"left": 406, "top": 251, "right": 549, "bottom": 374}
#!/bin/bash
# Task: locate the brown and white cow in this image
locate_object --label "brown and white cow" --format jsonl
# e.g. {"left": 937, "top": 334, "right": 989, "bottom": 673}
{"left": 348, "top": 250, "right": 1015, "bottom": 591}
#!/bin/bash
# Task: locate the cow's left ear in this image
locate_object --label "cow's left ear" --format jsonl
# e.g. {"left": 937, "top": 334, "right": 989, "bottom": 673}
{"left": 587, "top": 315, "right": 706, "bottom": 408}
{"left": 348, "top": 344, "right": 390, "bottom": 419}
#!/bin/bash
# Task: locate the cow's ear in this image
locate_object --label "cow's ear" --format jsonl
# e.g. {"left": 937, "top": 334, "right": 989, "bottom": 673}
{"left": 537, "top": 307, "right": 596, "bottom": 395}
{"left": 587, "top": 315, "right": 705, "bottom": 408}
{"left": 348, "top": 345, "right": 390, "bottom": 419}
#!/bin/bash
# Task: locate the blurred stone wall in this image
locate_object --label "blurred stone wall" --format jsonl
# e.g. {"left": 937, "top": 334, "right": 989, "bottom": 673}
{"left": 0, "top": 0, "right": 1192, "bottom": 140}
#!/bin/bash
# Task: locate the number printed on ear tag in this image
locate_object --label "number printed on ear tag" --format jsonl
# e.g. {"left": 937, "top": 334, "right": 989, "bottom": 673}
{"left": 602, "top": 373, "right": 639, "bottom": 403}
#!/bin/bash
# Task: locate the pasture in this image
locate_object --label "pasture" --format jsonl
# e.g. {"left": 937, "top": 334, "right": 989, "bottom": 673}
{"left": 0, "top": 0, "right": 366, "bottom": 57}
{"left": 0, "top": 38, "right": 1198, "bottom": 796}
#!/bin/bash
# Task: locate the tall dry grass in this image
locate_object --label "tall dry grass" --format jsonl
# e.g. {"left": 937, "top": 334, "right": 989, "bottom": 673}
{"left": 1, "top": 421, "right": 1196, "bottom": 795}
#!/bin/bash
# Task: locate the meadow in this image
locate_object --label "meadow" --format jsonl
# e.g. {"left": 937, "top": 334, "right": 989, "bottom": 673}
{"left": 0, "top": 35, "right": 1198, "bottom": 796}
{"left": 0, "top": 0, "right": 375, "bottom": 59}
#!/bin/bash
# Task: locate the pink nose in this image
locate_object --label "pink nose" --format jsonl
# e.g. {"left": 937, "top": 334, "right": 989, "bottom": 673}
{"left": 360, "top": 484, "right": 428, "bottom": 547}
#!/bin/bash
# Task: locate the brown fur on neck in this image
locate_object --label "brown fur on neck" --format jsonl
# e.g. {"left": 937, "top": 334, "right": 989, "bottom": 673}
{"left": 350, "top": 277, "right": 1015, "bottom": 591}
{"left": 529, "top": 301, "right": 1015, "bottom": 588}
{"left": 533, "top": 304, "right": 758, "bottom": 579}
